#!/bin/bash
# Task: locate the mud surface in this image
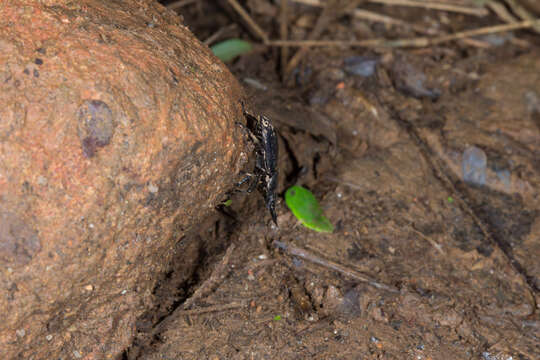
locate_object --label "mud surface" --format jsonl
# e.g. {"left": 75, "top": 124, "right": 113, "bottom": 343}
{"left": 121, "top": 2, "right": 540, "bottom": 359}
{"left": 3, "top": 0, "right": 536, "bottom": 358}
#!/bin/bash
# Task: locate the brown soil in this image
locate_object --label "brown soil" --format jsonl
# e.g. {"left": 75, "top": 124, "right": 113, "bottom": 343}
{"left": 125, "top": 2, "right": 540, "bottom": 359}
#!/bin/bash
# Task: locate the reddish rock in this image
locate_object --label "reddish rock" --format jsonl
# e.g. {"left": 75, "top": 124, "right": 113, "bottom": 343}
{"left": 0, "top": 0, "right": 246, "bottom": 358}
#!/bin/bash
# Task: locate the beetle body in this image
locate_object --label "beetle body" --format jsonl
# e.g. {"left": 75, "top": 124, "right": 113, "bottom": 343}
{"left": 239, "top": 105, "right": 279, "bottom": 225}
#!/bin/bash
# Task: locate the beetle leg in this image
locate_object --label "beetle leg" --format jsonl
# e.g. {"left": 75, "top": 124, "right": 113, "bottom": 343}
{"left": 236, "top": 173, "right": 253, "bottom": 187}
{"left": 248, "top": 171, "right": 265, "bottom": 193}
{"left": 236, "top": 121, "right": 260, "bottom": 145}
{"left": 235, "top": 172, "right": 261, "bottom": 194}
{"left": 268, "top": 201, "right": 277, "bottom": 225}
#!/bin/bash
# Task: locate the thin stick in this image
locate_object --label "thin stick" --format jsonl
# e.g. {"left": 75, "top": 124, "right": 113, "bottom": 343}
{"left": 268, "top": 19, "right": 540, "bottom": 48}
{"left": 280, "top": 0, "right": 289, "bottom": 82}
{"left": 353, "top": 8, "right": 416, "bottom": 28}
{"left": 182, "top": 243, "right": 236, "bottom": 310}
{"left": 294, "top": 0, "right": 405, "bottom": 26}
{"left": 292, "top": 0, "right": 490, "bottom": 48}
{"left": 203, "top": 23, "right": 237, "bottom": 46}
{"left": 367, "top": 0, "right": 488, "bottom": 17}
{"left": 225, "top": 0, "right": 269, "bottom": 43}
{"left": 503, "top": 0, "right": 540, "bottom": 33}
{"left": 409, "top": 226, "right": 444, "bottom": 255}
{"left": 273, "top": 240, "right": 399, "bottom": 293}
{"left": 284, "top": 0, "right": 365, "bottom": 79}
{"left": 488, "top": 1, "right": 519, "bottom": 24}
{"left": 284, "top": 0, "right": 337, "bottom": 78}
{"left": 175, "top": 301, "right": 246, "bottom": 315}
{"left": 294, "top": 0, "right": 487, "bottom": 16}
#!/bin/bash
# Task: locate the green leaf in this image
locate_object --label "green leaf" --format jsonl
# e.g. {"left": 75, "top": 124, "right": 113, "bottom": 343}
{"left": 273, "top": 315, "right": 282, "bottom": 321}
{"left": 285, "top": 185, "right": 334, "bottom": 233}
{"left": 211, "top": 39, "right": 252, "bottom": 62}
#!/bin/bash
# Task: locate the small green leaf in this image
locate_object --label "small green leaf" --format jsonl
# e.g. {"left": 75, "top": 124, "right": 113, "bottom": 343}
{"left": 285, "top": 185, "right": 334, "bottom": 233}
{"left": 273, "top": 315, "right": 282, "bottom": 321}
{"left": 447, "top": 196, "right": 454, "bottom": 203}
{"left": 222, "top": 199, "right": 233, "bottom": 207}
{"left": 211, "top": 39, "right": 252, "bottom": 62}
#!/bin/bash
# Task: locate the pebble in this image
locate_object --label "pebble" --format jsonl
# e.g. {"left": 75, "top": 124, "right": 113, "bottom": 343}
{"left": 462, "top": 146, "right": 487, "bottom": 186}
{"left": 343, "top": 56, "right": 378, "bottom": 77}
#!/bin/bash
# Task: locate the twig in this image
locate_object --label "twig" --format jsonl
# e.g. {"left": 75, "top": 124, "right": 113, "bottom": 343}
{"left": 268, "top": 19, "right": 540, "bottom": 48}
{"left": 292, "top": 0, "right": 491, "bottom": 48}
{"left": 367, "top": 0, "right": 488, "bottom": 17}
{"left": 166, "top": 0, "right": 197, "bottom": 10}
{"left": 293, "top": 0, "right": 423, "bottom": 31}
{"left": 406, "top": 226, "right": 445, "bottom": 255}
{"left": 503, "top": 0, "right": 540, "bottom": 33}
{"left": 295, "top": 0, "right": 487, "bottom": 16}
{"left": 285, "top": 0, "right": 363, "bottom": 79}
{"left": 488, "top": 1, "right": 519, "bottom": 24}
{"left": 181, "top": 243, "right": 236, "bottom": 310}
{"left": 175, "top": 301, "right": 246, "bottom": 315}
{"left": 352, "top": 7, "right": 418, "bottom": 28}
{"left": 280, "top": 0, "right": 289, "bottom": 82}
{"left": 273, "top": 240, "right": 399, "bottom": 293}
{"left": 225, "top": 0, "right": 269, "bottom": 43}
{"left": 203, "top": 23, "right": 238, "bottom": 46}
{"left": 285, "top": 0, "right": 335, "bottom": 79}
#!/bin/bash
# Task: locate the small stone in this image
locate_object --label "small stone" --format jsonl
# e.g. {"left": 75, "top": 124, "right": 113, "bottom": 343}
{"left": 46, "top": 334, "right": 53, "bottom": 341}
{"left": 148, "top": 182, "right": 159, "bottom": 193}
{"left": 84, "top": 284, "right": 93, "bottom": 292}
{"left": 73, "top": 350, "right": 82, "bottom": 358}
{"left": 16, "top": 329, "right": 25, "bottom": 337}
{"left": 462, "top": 146, "right": 487, "bottom": 186}
{"left": 37, "top": 175, "right": 47, "bottom": 185}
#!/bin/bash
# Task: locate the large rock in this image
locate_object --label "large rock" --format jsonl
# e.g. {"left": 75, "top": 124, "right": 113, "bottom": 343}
{"left": 0, "top": 0, "right": 246, "bottom": 358}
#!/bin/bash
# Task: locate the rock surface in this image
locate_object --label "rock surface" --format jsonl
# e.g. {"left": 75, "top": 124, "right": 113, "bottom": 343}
{"left": 0, "top": 0, "right": 246, "bottom": 358}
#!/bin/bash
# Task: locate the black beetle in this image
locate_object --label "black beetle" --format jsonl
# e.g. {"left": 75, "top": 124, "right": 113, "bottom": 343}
{"left": 237, "top": 103, "right": 279, "bottom": 225}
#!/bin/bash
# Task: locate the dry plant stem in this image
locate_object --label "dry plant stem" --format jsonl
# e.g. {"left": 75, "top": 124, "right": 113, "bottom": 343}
{"left": 175, "top": 301, "right": 246, "bottom": 316}
{"left": 269, "top": 19, "right": 540, "bottom": 48}
{"left": 293, "top": 0, "right": 491, "bottom": 48}
{"left": 273, "top": 240, "right": 399, "bottom": 293}
{"left": 295, "top": 0, "right": 488, "bottom": 16}
{"left": 280, "top": 0, "right": 289, "bottom": 82}
{"left": 285, "top": 0, "right": 363, "bottom": 78}
{"left": 225, "top": 0, "right": 269, "bottom": 43}
{"left": 408, "top": 226, "right": 445, "bottom": 255}
{"left": 166, "top": 0, "right": 197, "bottom": 10}
{"left": 367, "top": 0, "right": 488, "bottom": 16}
{"left": 181, "top": 243, "right": 236, "bottom": 310}
{"left": 503, "top": 0, "right": 540, "bottom": 33}
{"left": 284, "top": 0, "right": 334, "bottom": 78}
{"left": 203, "top": 23, "right": 238, "bottom": 45}
{"left": 353, "top": 7, "right": 418, "bottom": 28}
{"left": 488, "top": 1, "right": 519, "bottom": 24}
{"left": 294, "top": 0, "right": 422, "bottom": 31}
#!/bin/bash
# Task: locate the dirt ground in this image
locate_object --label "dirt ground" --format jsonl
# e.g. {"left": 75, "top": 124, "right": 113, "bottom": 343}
{"left": 126, "top": 1, "right": 540, "bottom": 359}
